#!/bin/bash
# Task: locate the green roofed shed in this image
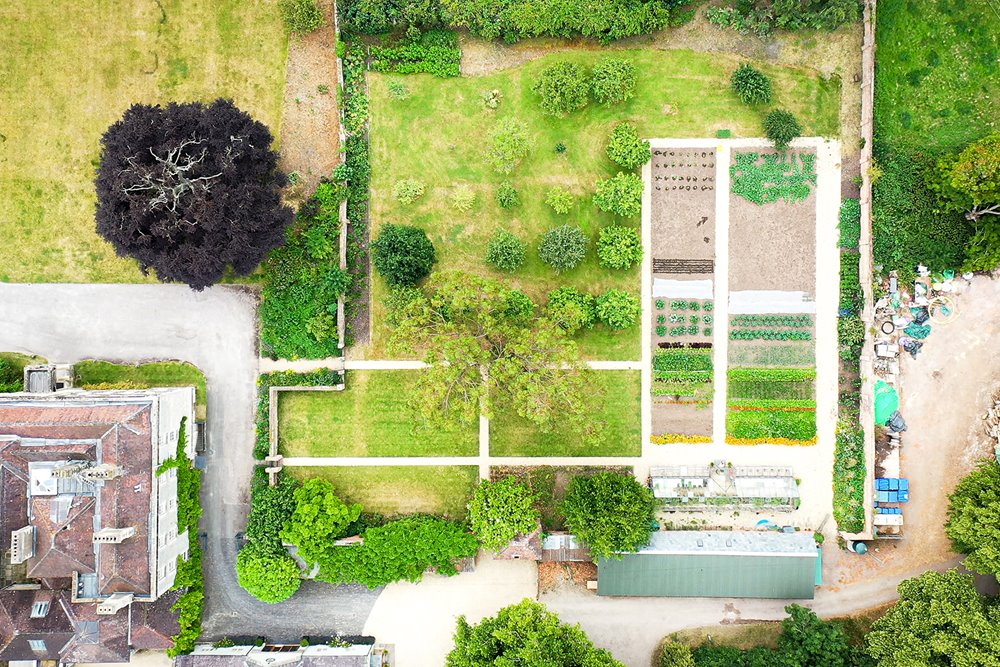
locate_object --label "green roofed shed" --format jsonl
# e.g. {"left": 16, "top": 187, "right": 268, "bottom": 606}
{"left": 598, "top": 531, "right": 818, "bottom": 599}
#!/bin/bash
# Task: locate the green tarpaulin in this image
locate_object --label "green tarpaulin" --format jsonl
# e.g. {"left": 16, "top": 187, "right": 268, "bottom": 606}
{"left": 874, "top": 380, "right": 899, "bottom": 424}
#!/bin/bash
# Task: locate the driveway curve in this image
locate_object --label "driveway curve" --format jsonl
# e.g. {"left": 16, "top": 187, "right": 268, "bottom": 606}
{"left": 0, "top": 283, "right": 379, "bottom": 640}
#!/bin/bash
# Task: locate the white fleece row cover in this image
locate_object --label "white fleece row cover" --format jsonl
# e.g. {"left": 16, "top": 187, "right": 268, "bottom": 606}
{"left": 729, "top": 290, "right": 816, "bottom": 314}
{"left": 652, "top": 278, "right": 714, "bottom": 299}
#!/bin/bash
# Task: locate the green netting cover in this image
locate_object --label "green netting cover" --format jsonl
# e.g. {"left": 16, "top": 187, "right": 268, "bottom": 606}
{"left": 874, "top": 380, "right": 900, "bottom": 424}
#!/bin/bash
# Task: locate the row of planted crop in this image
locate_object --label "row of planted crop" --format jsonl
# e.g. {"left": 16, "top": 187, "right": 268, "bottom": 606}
{"left": 725, "top": 367, "right": 817, "bottom": 444}
{"left": 652, "top": 347, "right": 712, "bottom": 402}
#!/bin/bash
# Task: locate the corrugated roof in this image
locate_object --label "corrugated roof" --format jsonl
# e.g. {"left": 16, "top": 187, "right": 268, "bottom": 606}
{"left": 597, "top": 531, "right": 818, "bottom": 599}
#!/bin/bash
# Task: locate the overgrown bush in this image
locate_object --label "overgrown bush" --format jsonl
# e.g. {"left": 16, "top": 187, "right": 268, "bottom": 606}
{"left": 597, "top": 224, "right": 642, "bottom": 270}
{"left": 393, "top": 178, "right": 426, "bottom": 204}
{"left": 0, "top": 358, "right": 22, "bottom": 392}
{"left": 495, "top": 181, "right": 520, "bottom": 208}
{"left": 545, "top": 186, "right": 574, "bottom": 214}
{"left": 591, "top": 58, "right": 637, "bottom": 105}
{"left": 546, "top": 286, "right": 597, "bottom": 333}
{"left": 371, "top": 224, "right": 437, "bottom": 286}
{"left": 838, "top": 315, "right": 865, "bottom": 360}
{"left": 279, "top": 0, "right": 324, "bottom": 33}
{"left": 486, "top": 229, "right": 527, "bottom": 272}
{"left": 532, "top": 62, "right": 590, "bottom": 115}
{"left": 488, "top": 117, "right": 532, "bottom": 174}
{"left": 317, "top": 515, "right": 479, "bottom": 588}
{"left": 236, "top": 545, "right": 302, "bottom": 603}
{"left": 731, "top": 63, "right": 773, "bottom": 105}
{"left": 468, "top": 477, "right": 540, "bottom": 552}
{"left": 259, "top": 181, "right": 349, "bottom": 359}
{"left": 594, "top": 172, "right": 644, "bottom": 217}
{"left": 561, "top": 471, "right": 654, "bottom": 559}
{"left": 764, "top": 109, "right": 803, "bottom": 150}
{"left": 538, "top": 224, "right": 588, "bottom": 272}
{"left": 707, "top": 0, "right": 860, "bottom": 35}
{"left": 596, "top": 289, "right": 640, "bottom": 329}
{"left": 606, "top": 122, "right": 651, "bottom": 170}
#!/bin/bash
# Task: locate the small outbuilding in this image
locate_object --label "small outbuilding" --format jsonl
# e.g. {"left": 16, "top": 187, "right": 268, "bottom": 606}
{"left": 597, "top": 531, "right": 819, "bottom": 599}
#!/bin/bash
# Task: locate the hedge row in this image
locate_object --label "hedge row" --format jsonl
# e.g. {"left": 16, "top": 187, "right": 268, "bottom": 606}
{"left": 343, "top": 39, "right": 372, "bottom": 340}
{"left": 340, "top": 0, "right": 681, "bottom": 44}
{"left": 254, "top": 370, "right": 344, "bottom": 459}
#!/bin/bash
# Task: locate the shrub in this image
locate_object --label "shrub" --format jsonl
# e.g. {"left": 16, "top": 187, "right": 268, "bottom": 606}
{"left": 368, "top": 30, "right": 461, "bottom": 78}
{"left": 486, "top": 229, "right": 527, "bottom": 272}
{"left": 546, "top": 286, "right": 597, "bottom": 333}
{"left": 532, "top": 62, "right": 590, "bottom": 115}
{"left": 947, "top": 459, "right": 1000, "bottom": 576}
{"left": 0, "top": 359, "right": 22, "bottom": 392}
{"left": 371, "top": 224, "right": 436, "bottom": 287}
{"left": 279, "top": 0, "right": 324, "bottom": 33}
{"left": 659, "top": 641, "right": 695, "bottom": 667}
{"left": 555, "top": 142, "right": 567, "bottom": 153}
{"left": 468, "top": 477, "right": 540, "bottom": 552}
{"left": 839, "top": 198, "right": 861, "bottom": 248}
{"left": 731, "top": 63, "right": 773, "bottom": 105}
{"left": 561, "top": 471, "right": 655, "bottom": 559}
{"left": 764, "top": 109, "right": 803, "bottom": 150}
{"left": 449, "top": 184, "right": 477, "bottom": 212}
{"left": 594, "top": 172, "right": 644, "bottom": 217}
{"left": 596, "top": 289, "right": 641, "bottom": 329}
{"left": 591, "top": 58, "right": 637, "bottom": 105}
{"left": 838, "top": 315, "right": 865, "bottom": 359}
{"left": 236, "top": 545, "right": 302, "bottom": 604}
{"left": 538, "top": 224, "right": 588, "bottom": 272}
{"left": 488, "top": 117, "right": 531, "bottom": 174}
{"left": 280, "top": 478, "right": 363, "bottom": 567}
{"left": 393, "top": 178, "right": 425, "bottom": 204}
{"left": 597, "top": 224, "right": 643, "bottom": 269}
{"left": 495, "top": 181, "right": 520, "bottom": 209}
{"left": 545, "top": 186, "right": 574, "bottom": 214}
{"left": 606, "top": 122, "right": 651, "bottom": 170}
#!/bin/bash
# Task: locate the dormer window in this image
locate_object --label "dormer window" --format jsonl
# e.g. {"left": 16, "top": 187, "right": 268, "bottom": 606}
{"left": 30, "top": 601, "right": 50, "bottom": 618}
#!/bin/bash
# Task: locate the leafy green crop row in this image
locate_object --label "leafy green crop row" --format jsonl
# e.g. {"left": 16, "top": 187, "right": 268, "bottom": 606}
{"left": 839, "top": 198, "right": 861, "bottom": 249}
{"left": 728, "top": 367, "right": 816, "bottom": 382}
{"left": 726, "top": 408, "right": 817, "bottom": 440}
{"left": 730, "top": 314, "right": 812, "bottom": 328}
{"left": 840, "top": 251, "right": 862, "bottom": 314}
{"left": 653, "top": 348, "right": 713, "bottom": 372}
{"left": 368, "top": 30, "right": 461, "bottom": 77}
{"left": 730, "top": 329, "right": 812, "bottom": 341}
{"left": 731, "top": 151, "right": 816, "bottom": 205}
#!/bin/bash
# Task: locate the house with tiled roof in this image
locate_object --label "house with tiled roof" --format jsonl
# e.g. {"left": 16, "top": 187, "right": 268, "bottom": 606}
{"left": 0, "top": 386, "right": 195, "bottom": 663}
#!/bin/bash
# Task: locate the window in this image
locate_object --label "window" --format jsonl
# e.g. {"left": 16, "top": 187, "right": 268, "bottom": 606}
{"left": 29, "top": 639, "right": 46, "bottom": 652}
{"left": 30, "top": 601, "right": 49, "bottom": 618}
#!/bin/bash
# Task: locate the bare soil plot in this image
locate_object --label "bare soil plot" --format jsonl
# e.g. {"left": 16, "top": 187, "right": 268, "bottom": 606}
{"left": 650, "top": 148, "right": 717, "bottom": 264}
{"left": 277, "top": 0, "right": 341, "bottom": 203}
{"left": 728, "top": 149, "right": 817, "bottom": 292}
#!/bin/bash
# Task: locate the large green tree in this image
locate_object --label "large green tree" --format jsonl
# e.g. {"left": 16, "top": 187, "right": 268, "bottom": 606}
{"left": 390, "top": 272, "right": 598, "bottom": 437}
{"left": 280, "top": 478, "right": 362, "bottom": 567}
{"left": 468, "top": 477, "right": 539, "bottom": 552}
{"left": 928, "top": 133, "right": 1000, "bottom": 270}
{"left": 561, "top": 472, "right": 654, "bottom": 559}
{"left": 235, "top": 545, "right": 302, "bottom": 603}
{"left": 445, "top": 599, "right": 624, "bottom": 667}
{"left": 946, "top": 459, "right": 1000, "bottom": 577}
{"left": 866, "top": 569, "right": 1000, "bottom": 667}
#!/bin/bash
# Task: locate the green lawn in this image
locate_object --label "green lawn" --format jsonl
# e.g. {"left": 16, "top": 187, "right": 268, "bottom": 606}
{"left": 872, "top": 0, "right": 999, "bottom": 275}
{"left": 489, "top": 370, "right": 641, "bottom": 456}
{"left": 278, "top": 370, "right": 479, "bottom": 457}
{"left": 368, "top": 49, "right": 839, "bottom": 359}
{"left": 287, "top": 466, "right": 479, "bottom": 520}
{"left": 874, "top": 0, "right": 1000, "bottom": 152}
{"left": 74, "top": 360, "right": 207, "bottom": 419}
{"left": 0, "top": 0, "right": 287, "bottom": 283}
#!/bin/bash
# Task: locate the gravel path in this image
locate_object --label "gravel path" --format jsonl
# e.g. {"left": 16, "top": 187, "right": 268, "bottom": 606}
{"left": 0, "top": 283, "right": 379, "bottom": 639}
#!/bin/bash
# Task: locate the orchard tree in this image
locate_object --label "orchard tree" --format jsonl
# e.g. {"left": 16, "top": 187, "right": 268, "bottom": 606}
{"left": 446, "top": 599, "right": 624, "bottom": 667}
{"left": 596, "top": 289, "right": 640, "bottom": 329}
{"left": 532, "top": 62, "right": 590, "bottom": 115}
{"left": 946, "top": 459, "right": 1000, "bottom": 576}
{"left": 764, "top": 109, "right": 803, "bottom": 150}
{"left": 95, "top": 99, "right": 293, "bottom": 290}
{"left": 866, "top": 569, "right": 1000, "bottom": 667}
{"left": 236, "top": 545, "right": 302, "bottom": 603}
{"left": 371, "top": 224, "right": 437, "bottom": 286}
{"left": 597, "top": 224, "right": 643, "bottom": 269}
{"left": 594, "top": 172, "right": 644, "bottom": 217}
{"left": 546, "top": 286, "right": 597, "bottom": 334}
{"left": 390, "top": 272, "right": 599, "bottom": 437}
{"left": 561, "top": 471, "right": 655, "bottom": 559}
{"left": 591, "top": 58, "right": 637, "bottom": 106}
{"left": 280, "top": 478, "right": 362, "bottom": 567}
{"left": 606, "top": 122, "right": 651, "bottom": 171}
{"left": 731, "top": 63, "right": 773, "bottom": 105}
{"left": 538, "top": 224, "right": 588, "bottom": 272}
{"left": 488, "top": 117, "right": 532, "bottom": 174}
{"left": 486, "top": 228, "right": 527, "bottom": 272}
{"left": 468, "top": 476, "right": 539, "bottom": 552}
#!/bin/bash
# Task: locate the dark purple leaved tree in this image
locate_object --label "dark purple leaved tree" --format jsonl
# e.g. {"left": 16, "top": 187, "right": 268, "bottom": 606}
{"left": 95, "top": 99, "right": 293, "bottom": 289}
